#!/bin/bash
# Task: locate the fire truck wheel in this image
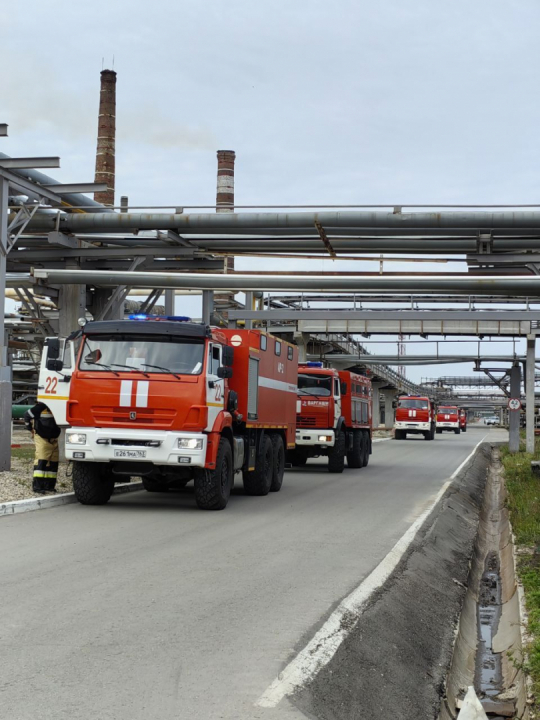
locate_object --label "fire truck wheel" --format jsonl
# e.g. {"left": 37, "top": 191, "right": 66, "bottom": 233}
{"left": 243, "top": 435, "right": 273, "bottom": 495}
{"left": 270, "top": 434, "right": 285, "bottom": 492}
{"left": 328, "top": 431, "right": 346, "bottom": 473}
{"left": 436, "top": 429, "right": 442, "bottom": 434}
{"left": 394, "top": 430, "right": 405, "bottom": 440}
{"left": 346, "top": 430, "right": 363, "bottom": 469}
{"left": 362, "top": 431, "right": 370, "bottom": 467}
{"left": 72, "top": 461, "right": 115, "bottom": 505}
{"left": 462, "top": 426, "right": 467, "bottom": 433}
{"left": 454, "top": 428, "right": 460, "bottom": 435}
{"left": 194, "top": 438, "right": 232, "bottom": 510}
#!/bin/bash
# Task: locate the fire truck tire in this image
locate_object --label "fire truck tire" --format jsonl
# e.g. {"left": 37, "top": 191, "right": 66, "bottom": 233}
{"left": 328, "top": 431, "right": 346, "bottom": 473}
{"left": 194, "top": 438, "right": 232, "bottom": 510}
{"left": 346, "top": 430, "right": 363, "bottom": 469}
{"left": 454, "top": 428, "right": 460, "bottom": 435}
{"left": 270, "top": 434, "right": 285, "bottom": 492}
{"left": 462, "top": 426, "right": 467, "bottom": 432}
{"left": 72, "top": 461, "right": 115, "bottom": 505}
{"left": 436, "top": 429, "right": 442, "bottom": 434}
{"left": 395, "top": 430, "right": 406, "bottom": 440}
{"left": 362, "top": 431, "right": 370, "bottom": 467}
{"left": 243, "top": 435, "right": 273, "bottom": 496}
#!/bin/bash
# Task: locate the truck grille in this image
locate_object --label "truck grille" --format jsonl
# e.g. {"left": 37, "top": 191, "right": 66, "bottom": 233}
{"left": 91, "top": 407, "right": 176, "bottom": 428}
{"left": 298, "top": 415, "right": 316, "bottom": 427}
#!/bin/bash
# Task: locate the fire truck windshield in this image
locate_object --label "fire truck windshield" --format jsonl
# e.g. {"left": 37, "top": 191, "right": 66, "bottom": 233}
{"left": 79, "top": 335, "right": 205, "bottom": 375}
{"left": 297, "top": 373, "right": 332, "bottom": 397}
{"left": 398, "top": 398, "right": 429, "bottom": 410}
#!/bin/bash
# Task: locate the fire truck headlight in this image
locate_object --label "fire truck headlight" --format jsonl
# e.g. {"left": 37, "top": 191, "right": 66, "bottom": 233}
{"left": 178, "top": 437, "right": 203, "bottom": 450}
{"left": 67, "top": 433, "right": 87, "bottom": 445}
{"left": 318, "top": 435, "right": 333, "bottom": 443}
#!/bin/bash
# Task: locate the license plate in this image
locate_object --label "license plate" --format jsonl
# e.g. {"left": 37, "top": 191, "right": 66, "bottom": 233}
{"left": 113, "top": 449, "right": 147, "bottom": 459}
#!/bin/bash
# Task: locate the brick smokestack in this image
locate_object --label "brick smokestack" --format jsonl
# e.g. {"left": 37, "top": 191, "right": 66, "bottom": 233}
{"left": 216, "top": 150, "right": 236, "bottom": 274}
{"left": 216, "top": 150, "right": 235, "bottom": 213}
{"left": 94, "top": 69, "right": 116, "bottom": 206}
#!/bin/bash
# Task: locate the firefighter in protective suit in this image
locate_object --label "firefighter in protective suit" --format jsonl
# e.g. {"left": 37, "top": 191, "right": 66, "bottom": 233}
{"left": 24, "top": 403, "right": 61, "bottom": 493}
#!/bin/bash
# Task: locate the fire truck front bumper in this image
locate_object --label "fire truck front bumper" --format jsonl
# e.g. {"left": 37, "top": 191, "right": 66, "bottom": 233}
{"left": 394, "top": 420, "right": 431, "bottom": 432}
{"left": 65, "top": 427, "right": 208, "bottom": 467}
{"left": 295, "top": 429, "right": 335, "bottom": 447}
{"left": 436, "top": 421, "right": 459, "bottom": 429}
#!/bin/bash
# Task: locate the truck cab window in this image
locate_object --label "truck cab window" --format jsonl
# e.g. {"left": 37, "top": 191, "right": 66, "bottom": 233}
{"left": 334, "top": 378, "right": 340, "bottom": 397}
{"left": 211, "top": 345, "right": 221, "bottom": 375}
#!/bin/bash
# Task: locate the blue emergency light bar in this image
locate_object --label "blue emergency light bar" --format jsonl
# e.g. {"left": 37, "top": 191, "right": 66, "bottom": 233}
{"left": 128, "top": 314, "right": 192, "bottom": 322}
{"left": 305, "top": 361, "right": 323, "bottom": 368}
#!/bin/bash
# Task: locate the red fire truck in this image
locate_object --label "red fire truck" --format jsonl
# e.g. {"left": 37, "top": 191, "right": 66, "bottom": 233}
{"left": 459, "top": 410, "right": 467, "bottom": 432}
{"left": 436, "top": 405, "right": 461, "bottom": 434}
{"left": 394, "top": 395, "right": 436, "bottom": 440}
{"left": 290, "top": 362, "right": 372, "bottom": 472}
{"left": 44, "top": 317, "right": 298, "bottom": 510}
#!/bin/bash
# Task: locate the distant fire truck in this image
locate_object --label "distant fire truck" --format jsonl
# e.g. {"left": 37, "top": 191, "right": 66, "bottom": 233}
{"left": 459, "top": 409, "right": 467, "bottom": 433}
{"left": 436, "top": 405, "right": 461, "bottom": 434}
{"left": 40, "top": 317, "right": 298, "bottom": 510}
{"left": 291, "top": 362, "right": 372, "bottom": 472}
{"left": 394, "top": 395, "right": 436, "bottom": 440}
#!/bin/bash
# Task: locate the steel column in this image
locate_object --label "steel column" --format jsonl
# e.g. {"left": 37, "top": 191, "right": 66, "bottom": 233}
{"left": 244, "top": 292, "right": 253, "bottom": 329}
{"left": 371, "top": 381, "right": 384, "bottom": 429}
{"left": 164, "top": 289, "right": 174, "bottom": 316}
{"left": 0, "top": 177, "right": 11, "bottom": 470}
{"left": 509, "top": 364, "right": 521, "bottom": 453}
{"left": 382, "top": 388, "right": 396, "bottom": 429}
{"left": 526, "top": 335, "right": 536, "bottom": 453}
{"left": 202, "top": 290, "right": 213, "bottom": 325}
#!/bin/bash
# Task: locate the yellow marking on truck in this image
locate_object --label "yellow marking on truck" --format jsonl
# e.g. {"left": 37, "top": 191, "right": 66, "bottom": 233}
{"left": 38, "top": 394, "right": 70, "bottom": 401}
{"left": 206, "top": 402, "right": 224, "bottom": 408}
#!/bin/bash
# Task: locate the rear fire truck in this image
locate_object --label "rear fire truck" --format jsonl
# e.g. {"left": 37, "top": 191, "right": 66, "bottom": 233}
{"left": 436, "top": 405, "right": 461, "bottom": 434}
{"left": 394, "top": 395, "right": 436, "bottom": 440}
{"left": 291, "top": 362, "right": 372, "bottom": 472}
{"left": 42, "top": 317, "right": 298, "bottom": 510}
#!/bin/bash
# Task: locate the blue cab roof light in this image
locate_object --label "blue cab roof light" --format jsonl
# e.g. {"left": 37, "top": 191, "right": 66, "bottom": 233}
{"left": 128, "top": 314, "right": 192, "bottom": 322}
{"left": 306, "top": 361, "right": 323, "bottom": 368}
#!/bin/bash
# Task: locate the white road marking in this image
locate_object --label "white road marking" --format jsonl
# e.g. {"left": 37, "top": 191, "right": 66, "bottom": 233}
{"left": 256, "top": 433, "right": 488, "bottom": 708}
{"left": 119, "top": 380, "right": 133, "bottom": 407}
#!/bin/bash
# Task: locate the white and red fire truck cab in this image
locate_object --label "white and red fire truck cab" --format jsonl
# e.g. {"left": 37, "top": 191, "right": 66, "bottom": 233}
{"left": 292, "top": 362, "right": 372, "bottom": 473}
{"left": 394, "top": 395, "right": 436, "bottom": 441}
{"left": 44, "top": 316, "right": 298, "bottom": 510}
{"left": 436, "top": 405, "right": 461, "bottom": 434}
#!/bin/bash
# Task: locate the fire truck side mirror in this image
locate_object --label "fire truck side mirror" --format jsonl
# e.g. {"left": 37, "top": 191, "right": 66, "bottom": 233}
{"left": 46, "top": 337, "right": 61, "bottom": 360}
{"left": 340, "top": 381, "right": 347, "bottom": 395}
{"left": 222, "top": 347, "right": 234, "bottom": 367}
{"left": 217, "top": 366, "right": 233, "bottom": 379}
{"left": 46, "top": 358, "right": 64, "bottom": 372}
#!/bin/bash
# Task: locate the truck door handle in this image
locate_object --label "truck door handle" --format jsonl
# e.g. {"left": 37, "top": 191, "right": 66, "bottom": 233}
{"left": 208, "top": 381, "right": 215, "bottom": 389}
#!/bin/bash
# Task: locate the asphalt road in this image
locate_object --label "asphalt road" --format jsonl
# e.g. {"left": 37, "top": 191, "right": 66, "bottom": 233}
{"left": 1, "top": 427, "right": 491, "bottom": 720}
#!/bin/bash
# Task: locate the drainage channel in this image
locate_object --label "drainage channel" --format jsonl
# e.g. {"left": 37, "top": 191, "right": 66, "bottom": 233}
{"left": 475, "top": 552, "right": 508, "bottom": 718}
{"left": 440, "top": 448, "right": 528, "bottom": 720}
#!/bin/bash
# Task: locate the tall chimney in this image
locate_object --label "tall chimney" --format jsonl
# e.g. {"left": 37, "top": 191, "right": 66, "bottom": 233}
{"left": 216, "top": 150, "right": 235, "bottom": 213}
{"left": 94, "top": 69, "right": 117, "bottom": 206}
{"left": 216, "top": 150, "right": 235, "bottom": 274}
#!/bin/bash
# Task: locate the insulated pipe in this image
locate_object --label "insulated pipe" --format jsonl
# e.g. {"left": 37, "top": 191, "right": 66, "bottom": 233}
{"left": 30, "top": 269, "right": 540, "bottom": 296}
{"left": 23, "top": 209, "right": 540, "bottom": 234}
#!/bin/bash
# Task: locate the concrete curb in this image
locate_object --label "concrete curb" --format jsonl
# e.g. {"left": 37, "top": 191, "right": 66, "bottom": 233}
{"left": 0, "top": 481, "right": 144, "bottom": 517}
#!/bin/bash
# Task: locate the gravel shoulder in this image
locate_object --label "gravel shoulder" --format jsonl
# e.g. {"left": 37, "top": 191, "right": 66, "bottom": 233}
{"left": 2, "top": 432, "right": 73, "bottom": 502}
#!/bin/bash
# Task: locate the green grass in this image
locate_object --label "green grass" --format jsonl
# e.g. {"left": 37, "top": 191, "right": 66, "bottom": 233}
{"left": 11, "top": 447, "right": 35, "bottom": 462}
{"left": 501, "top": 439, "right": 540, "bottom": 700}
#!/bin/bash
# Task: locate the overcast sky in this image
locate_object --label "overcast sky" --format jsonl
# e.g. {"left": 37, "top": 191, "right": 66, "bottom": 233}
{"left": 3, "top": 0, "right": 540, "bottom": 383}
